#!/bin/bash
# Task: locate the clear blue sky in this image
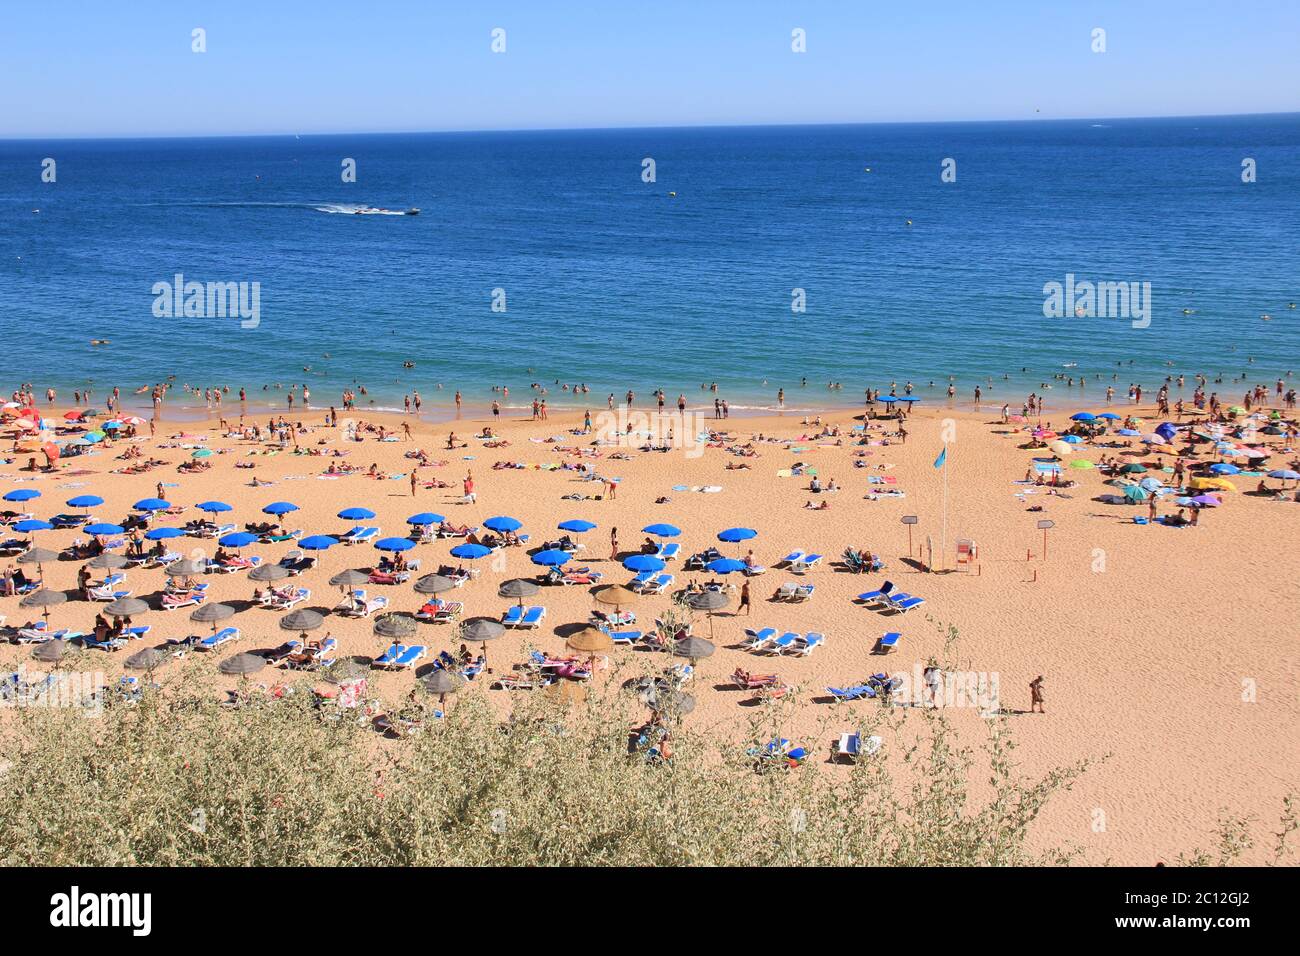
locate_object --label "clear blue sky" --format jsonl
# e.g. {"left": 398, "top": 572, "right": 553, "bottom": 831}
{"left": 3, "top": 0, "right": 1297, "bottom": 138}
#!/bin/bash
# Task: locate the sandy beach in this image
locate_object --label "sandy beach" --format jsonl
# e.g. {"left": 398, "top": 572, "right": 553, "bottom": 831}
{"left": 2, "top": 395, "right": 1298, "bottom": 865}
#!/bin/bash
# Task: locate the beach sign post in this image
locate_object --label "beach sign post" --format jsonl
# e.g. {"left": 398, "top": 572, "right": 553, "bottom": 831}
{"left": 901, "top": 515, "right": 918, "bottom": 557}
{"left": 1036, "top": 519, "right": 1054, "bottom": 559}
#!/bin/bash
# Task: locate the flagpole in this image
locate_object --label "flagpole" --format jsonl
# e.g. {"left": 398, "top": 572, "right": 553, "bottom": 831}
{"left": 941, "top": 449, "right": 948, "bottom": 572}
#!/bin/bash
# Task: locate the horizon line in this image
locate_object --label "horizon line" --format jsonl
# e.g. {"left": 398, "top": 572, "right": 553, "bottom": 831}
{"left": 4, "top": 109, "right": 1297, "bottom": 143}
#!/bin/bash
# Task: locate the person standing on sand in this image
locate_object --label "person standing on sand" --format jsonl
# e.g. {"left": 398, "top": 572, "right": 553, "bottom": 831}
{"left": 610, "top": 527, "right": 619, "bottom": 562}
{"left": 454, "top": 391, "right": 462, "bottom": 412}
{"left": 605, "top": 477, "right": 617, "bottom": 500}
{"left": 1029, "top": 676, "right": 1045, "bottom": 713}
{"left": 739, "top": 580, "right": 751, "bottom": 615}
{"left": 492, "top": 400, "right": 500, "bottom": 420}
{"left": 463, "top": 471, "right": 475, "bottom": 504}
{"left": 410, "top": 470, "right": 418, "bottom": 497}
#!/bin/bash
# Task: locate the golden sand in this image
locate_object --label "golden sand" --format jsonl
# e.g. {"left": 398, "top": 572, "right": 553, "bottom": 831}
{"left": 2, "top": 400, "right": 1297, "bottom": 864}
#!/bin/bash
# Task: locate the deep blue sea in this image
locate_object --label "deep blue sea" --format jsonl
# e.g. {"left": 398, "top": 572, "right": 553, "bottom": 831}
{"left": 1, "top": 115, "right": 1297, "bottom": 415}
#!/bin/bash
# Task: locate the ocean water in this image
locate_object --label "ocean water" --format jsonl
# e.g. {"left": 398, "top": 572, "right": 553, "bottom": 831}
{"left": 1, "top": 115, "right": 1297, "bottom": 415}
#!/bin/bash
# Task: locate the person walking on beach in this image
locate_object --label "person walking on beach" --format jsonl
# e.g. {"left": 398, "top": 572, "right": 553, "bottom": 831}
{"left": 454, "top": 390, "right": 462, "bottom": 412}
{"left": 463, "top": 472, "right": 475, "bottom": 504}
{"left": 1029, "top": 676, "right": 1045, "bottom": 714}
{"left": 739, "top": 580, "right": 751, "bottom": 616}
{"left": 605, "top": 477, "right": 617, "bottom": 500}
{"left": 491, "top": 400, "right": 500, "bottom": 420}
{"left": 610, "top": 527, "right": 619, "bottom": 562}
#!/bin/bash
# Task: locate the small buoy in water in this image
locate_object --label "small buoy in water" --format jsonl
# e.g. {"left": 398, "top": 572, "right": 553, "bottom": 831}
{"left": 864, "top": 167, "right": 871, "bottom": 172}
{"left": 32, "top": 209, "right": 39, "bottom": 214}
{"left": 905, "top": 219, "right": 912, "bottom": 226}
{"left": 668, "top": 191, "right": 677, "bottom": 197}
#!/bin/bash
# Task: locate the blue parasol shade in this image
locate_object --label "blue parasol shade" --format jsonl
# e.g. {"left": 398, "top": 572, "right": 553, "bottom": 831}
{"left": 484, "top": 516, "right": 523, "bottom": 532}
{"left": 337, "top": 507, "right": 376, "bottom": 520}
{"left": 1117, "top": 428, "right": 1141, "bottom": 437}
{"left": 895, "top": 396, "right": 919, "bottom": 402}
{"left": 642, "top": 523, "right": 681, "bottom": 537}
{"left": 67, "top": 494, "right": 104, "bottom": 508}
{"left": 1155, "top": 422, "right": 1178, "bottom": 441}
{"left": 406, "top": 513, "right": 445, "bottom": 526}
{"left": 558, "top": 519, "right": 596, "bottom": 533}
{"left": 85, "top": 523, "right": 125, "bottom": 536}
{"left": 262, "top": 502, "right": 300, "bottom": 515}
{"left": 451, "top": 543, "right": 491, "bottom": 560}
{"left": 623, "top": 554, "right": 666, "bottom": 573}
{"left": 1208, "top": 463, "right": 1239, "bottom": 475}
{"left": 3, "top": 489, "right": 41, "bottom": 502}
{"left": 1098, "top": 413, "right": 1121, "bottom": 420}
{"left": 219, "top": 531, "right": 259, "bottom": 547}
{"left": 133, "top": 497, "right": 171, "bottom": 511}
{"left": 1267, "top": 469, "right": 1300, "bottom": 480}
{"left": 298, "top": 535, "right": 339, "bottom": 551}
{"left": 1060, "top": 435, "right": 1084, "bottom": 444}
{"left": 144, "top": 527, "right": 184, "bottom": 540}
{"left": 375, "top": 537, "right": 415, "bottom": 552}
{"left": 1123, "top": 484, "right": 1149, "bottom": 502}
{"left": 530, "top": 548, "right": 572, "bottom": 567}
{"left": 197, "top": 500, "right": 233, "bottom": 513}
{"left": 706, "top": 558, "right": 747, "bottom": 574}
{"left": 717, "top": 527, "right": 757, "bottom": 543}
{"left": 1070, "top": 412, "right": 1097, "bottom": 421}
{"left": 14, "top": 519, "right": 53, "bottom": 533}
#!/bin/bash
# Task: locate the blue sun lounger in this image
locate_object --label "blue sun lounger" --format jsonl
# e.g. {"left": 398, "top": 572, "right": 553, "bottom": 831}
{"left": 857, "top": 581, "right": 895, "bottom": 606}
{"left": 763, "top": 632, "right": 800, "bottom": 655}
{"left": 874, "top": 632, "right": 902, "bottom": 654}
{"left": 198, "top": 627, "right": 240, "bottom": 651}
{"left": 827, "top": 685, "right": 876, "bottom": 702}
{"left": 742, "top": 626, "right": 777, "bottom": 650}
{"left": 887, "top": 593, "right": 925, "bottom": 613}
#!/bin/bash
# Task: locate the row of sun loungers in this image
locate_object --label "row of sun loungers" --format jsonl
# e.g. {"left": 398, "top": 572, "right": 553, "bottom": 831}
{"left": 502, "top": 605, "right": 546, "bottom": 628}
{"left": 742, "top": 627, "right": 825, "bottom": 656}
{"left": 857, "top": 581, "right": 925, "bottom": 613}
{"left": 773, "top": 582, "right": 815, "bottom": 602}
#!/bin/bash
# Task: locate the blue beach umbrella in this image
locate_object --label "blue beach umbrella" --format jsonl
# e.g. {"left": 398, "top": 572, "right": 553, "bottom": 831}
{"left": 1070, "top": 412, "right": 1096, "bottom": 421}
{"left": 1208, "top": 463, "right": 1239, "bottom": 475}
{"left": 451, "top": 543, "right": 491, "bottom": 560}
{"left": 706, "top": 558, "right": 747, "bottom": 574}
{"left": 717, "top": 528, "right": 757, "bottom": 544}
{"left": 1098, "top": 413, "right": 1121, "bottom": 420}
{"left": 85, "top": 523, "right": 125, "bottom": 536}
{"left": 1155, "top": 422, "right": 1178, "bottom": 441}
{"left": 558, "top": 519, "right": 597, "bottom": 533}
{"left": 219, "top": 531, "right": 259, "bottom": 548}
{"left": 484, "top": 516, "right": 523, "bottom": 533}
{"left": 197, "top": 500, "right": 232, "bottom": 514}
{"left": 67, "top": 494, "right": 104, "bottom": 509}
{"left": 133, "top": 497, "right": 171, "bottom": 512}
{"left": 101, "top": 421, "right": 122, "bottom": 430}
{"left": 298, "top": 535, "right": 339, "bottom": 551}
{"left": 1060, "top": 435, "right": 1084, "bottom": 444}
{"left": 14, "top": 519, "right": 53, "bottom": 533}
{"left": 623, "top": 554, "right": 666, "bottom": 573}
{"left": 145, "top": 527, "right": 184, "bottom": 540}
{"left": 1117, "top": 428, "right": 1141, "bottom": 437}
{"left": 642, "top": 523, "right": 681, "bottom": 538}
{"left": 375, "top": 536, "right": 415, "bottom": 552}
{"left": 337, "top": 507, "right": 376, "bottom": 520}
{"left": 83, "top": 431, "right": 106, "bottom": 443}
{"left": 530, "top": 549, "right": 571, "bottom": 567}
{"left": 3, "top": 489, "right": 41, "bottom": 502}
{"left": 1266, "top": 469, "right": 1300, "bottom": 480}
{"left": 406, "top": 513, "right": 445, "bottom": 526}
{"left": 262, "top": 502, "right": 300, "bottom": 516}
